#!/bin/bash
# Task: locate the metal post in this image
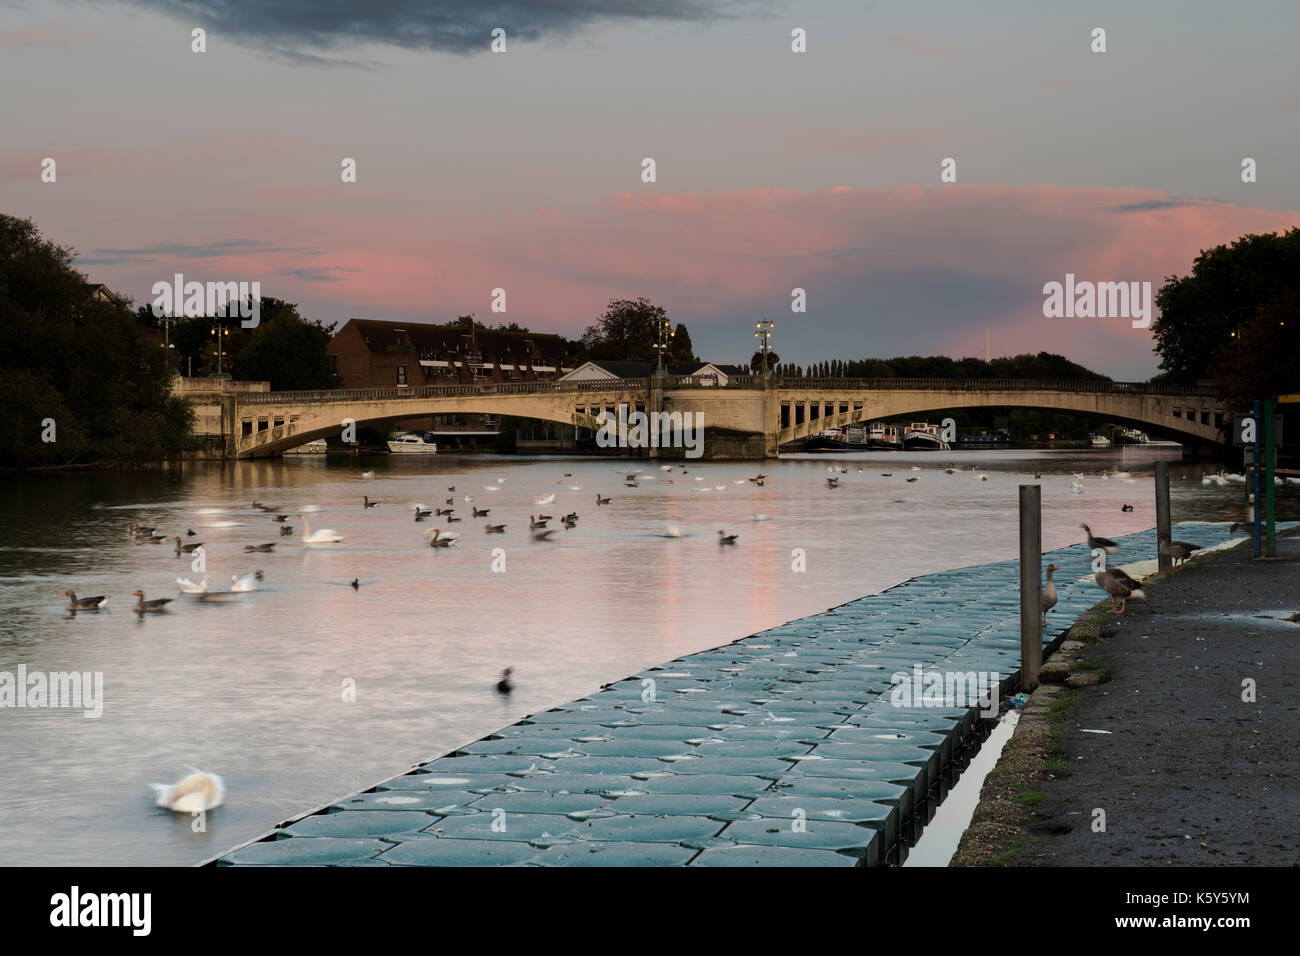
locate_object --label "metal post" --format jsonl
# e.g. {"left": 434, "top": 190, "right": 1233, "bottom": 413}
{"left": 1264, "top": 399, "right": 1276, "bottom": 557}
{"left": 1018, "top": 485, "right": 1042, "bottom": 692}
{"left": 1253, "top": 400, "right": 1263, "bottom": 558}
{"left": 1155, "top": 461, "right": 1171, "bottom": 572}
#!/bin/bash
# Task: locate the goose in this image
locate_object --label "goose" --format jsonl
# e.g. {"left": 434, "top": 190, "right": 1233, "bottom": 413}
{"left": 1041, "top": 564, "right": 1059, "bottom": 626}
{"left": 445, "top": 497, "right": 454, "bottom": 506}
{"left": 905, "top": 476, "right": 919, "bottom": 483}
{"left": 413, "top": 504, "right": 432, "bottom": 516}
{"left": 1095, "top": 568, "right": 1144, "bottom": 613}
{"left": 62, "top": 590, "right": 108, "bottom": 610}
{"left": 149, "top": 769, "right": 225, "bottom": 813}
{"left": 880, "top": 473, "right": 892, "bottom": 477}
{"left": 128, "top": 523, "right": 157, "bottom": 535}
{"left": 1080, "top": 524, "right": 1119, "bottom": 554}
{"left": 297, "top": 514, "right": 344, "bottom": 544}
{"left": 749, "top": 477, "right": 765, "bottom": 486}
{"left": 1158, "top": 532, "right": 1200, "bottom": 568}
{"left": 718, "top": 530, "right": 738, "bottom": 545}
{"left": 175, "top": 576, "right": 209, "bottom": 594}
{"left": 427, "top": 528, "right": 459, "bottom": 548}
{"left": 531, "top": 528, "right": 557, "bottom": 541}
{"left": 472, "top": 507, "right": 491, "bottom": 517}
{"left": 485, "top": 523, "right": 507, "bottom": 533}
{"left": 446, "top": 514, "right": 462, "bottom": 523}
{"left": 596, "top": 495, "right": 612, "bottom": 506}
{"left": 231, "top": 572, "right": 262, "bottom": 592}
{"left": 496, "top": 668, "right": 514, "bottom": 695}
{"left": 363, "top": 496, "right": 381, "bottom": 508}
{"left": 562, "top": 517, "right": 577, "bottom": 529}
{"left": 436, "top": 507, "right": 454, "bottom": 516}
{"left": 562, "top": 512, "right": 579, "bottom": 523}
{"left": 529, "top": 515, "right": 548, "bottom": 529}
{"left": 131, "top": 590, "right": 172, "bottom": 613}
{"left": 827, "top": 477, "right": 839, "bottom": 488}
{"left": 243, "top": 542, "right": 276, "bottom": 552}
{"left": 173, "top": 536, "right": 204, "bottom": 554}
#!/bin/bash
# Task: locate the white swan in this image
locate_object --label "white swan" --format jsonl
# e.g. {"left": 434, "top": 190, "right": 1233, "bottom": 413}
{"left": 176, "top": 576, "right": 209, "bottom": 594}
{"left": 231, "top": 572, "right": 261, "bottom": 592}
{"left": 149, "top": 768, "right": 225, "bottom": 813}
{"left": 535, "top": 493, "right": 555, "bottom": 505}
{"left": 1069, "top": 480, "right": 1084, "bottom": 495}
{"left": 660, "top": 465, "right": 673, "bottom": 471}
{"left": 662, "top": 523, "right": 683, "bottom": 538}
{"left": 361, "top": 471, "right": 375, "bottom": 479}
{"left": 298, "top": 514, "right": 344, "bottom": 543}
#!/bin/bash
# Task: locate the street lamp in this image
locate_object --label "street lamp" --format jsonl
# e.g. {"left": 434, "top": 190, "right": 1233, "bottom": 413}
{"left": 754, "top": 319, "right": 774, "bottom": 376}
{"left": 654, "top": 317, "right": 675, "bottom": 374}
{"left": 210, "top": 320, "right": 231, "bottom": 379}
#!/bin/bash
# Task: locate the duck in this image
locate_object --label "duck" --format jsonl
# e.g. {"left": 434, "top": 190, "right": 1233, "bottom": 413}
{"left": 436, "top": 507, "right": 454, "bottom": 516}
{"left": 297, "top": 514, "right": 345, "bottom": 544}
{"left": 413, "top": 504, "right": 432, "bottom": 517}
{"left": 905, "top": 476, "right": 919, "bottom": 483}
{"left": 1120, "top": 503, "right": 1134, "bottom": 512}
{"left": 496, "top": 668, "right": 513, "bottom": 695}
{"left": 562, "top": 512, "right": 579, "bottom": 523}
{"left": 243, "top": 542, "right": 276, "bottom": 552}
{"left": 351, "top": 579, "right": 360, "bottom": 590}
{"left": 228, "top": 572, "right": 259, "bottom": 592}
{"left": 1094, "top": 567, "right": 1144, "bottom": 613}
{"left": 148, "top": 769, "right": 225, "bottom": 813}
{"left": 175, "top": 576, "right": 209, "bottom": 594}
{"left": 1041, "top": 564, "right": 1059, "bottom": 626}
{"left": 562, "top": 517, "right": 577, "bottom": 529}
{"left": 718, "top": 530, "right": 738, "bottom": 545}
{"left": 749, "top": 477, "right": 765, "bottom": 486}
{"left": 444, "top": 497, "right": 454, "bottom": 506}
{"left": 427, "top": 528, "right": 459, "bottom": 548}
{"left": 448, "top": 486, "right": 455, "bottom": 492}
{"left": 173, "top": 536, "right": 204, "bottom": 554}
{"left": 485, "top": 523, "right": 507, "bottom": 533}
{"left": 1080, "top": 523, "right": 1119, "bottom": 554}
{"left": 185, "top": 528, "right": 197, "bottom": 536}
{"left": 596, "top": 494, "right": 612, "bottom": 506}
{"left": 1158, "top": 531, "right": 1200, "bottom": 568}
{"left": 128, "top": 523, "right": 158, "bottom": 536}
{"left": 62, "top": 590, "right": 108, "bottom": 610}
{"left": 131, "top": 590, "right": 173, "bottom": 613}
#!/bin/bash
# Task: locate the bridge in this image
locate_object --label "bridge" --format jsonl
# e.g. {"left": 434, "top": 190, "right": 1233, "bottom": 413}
{"left": 218, "top": 375, "right": 1228, "bottom": 459}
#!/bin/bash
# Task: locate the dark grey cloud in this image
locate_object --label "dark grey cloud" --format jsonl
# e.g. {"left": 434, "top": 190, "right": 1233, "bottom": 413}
{"left": 123, "top": 1, "right": 761, "bottom": 61}
{"left": 277, "top": 266, "right": 362, "bottom": 282}
{"left": 1103, "top": 198, "right": 1224, "bottom": 214}
{"left": 77, "top": 238, "right": 315, "bottom": 265}
{"left": 813, "top": 246, "right": 894, "bottom": 258}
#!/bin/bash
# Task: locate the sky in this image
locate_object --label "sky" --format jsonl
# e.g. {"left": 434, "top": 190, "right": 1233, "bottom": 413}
{"left": 1, "top": 0, "right": 1297, "bottom": 380}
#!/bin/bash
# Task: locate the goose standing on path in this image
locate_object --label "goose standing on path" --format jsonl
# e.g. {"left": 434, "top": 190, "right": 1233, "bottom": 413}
{"left": 131, "top": 590, "right": 173, "bottom": 613}
{"left": 1094, "top": 567, "right": 1144, "bottom": 613}
{"left": 297, "top": 514, "right": 345, "bottom": 544}
{"left": 1158, "top": 531, "right": 1201, "bottom": 568}
{"left": 1041, "top": 564, "right": 1059, "bottom": 626}
{"left": 1080, "top": 524, "right": 1119, "bottom": 554}
{"left": 62, "top": 590, "right": 108, "bottom": 610}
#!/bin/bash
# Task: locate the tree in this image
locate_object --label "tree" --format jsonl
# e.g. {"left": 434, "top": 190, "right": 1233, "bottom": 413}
{"left": 0, "top": 214, "right": 194, "bottom": 466}
{"left": 1152, "top": 228, "right": 1300, "bottom": 384}
{"left": 231, "top": 298, "right": 340, "bottom": 389}
{"left": 581, "top": 297, "right": 669, "bottom": 362}
{"left": 1211, "top": 288, "right": 1300, "bottom": 409}
{"left": 672, "top": 323, "right": 698, "bottom": 364}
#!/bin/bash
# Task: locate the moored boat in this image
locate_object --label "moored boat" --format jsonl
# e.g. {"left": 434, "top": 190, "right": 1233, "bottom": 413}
{"left": 867, "top": 421, "right": 901, "bottom": 450}
{"left": 387, "top": 432, "right": 439, "bottom": 454}
{"left": 902, "top": 422, "right": 950, "bottom": 451}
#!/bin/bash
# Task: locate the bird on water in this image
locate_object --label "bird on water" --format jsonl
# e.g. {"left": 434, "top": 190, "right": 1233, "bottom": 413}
{"left": 496, "top": 668, "right": 513, "bottom": 695}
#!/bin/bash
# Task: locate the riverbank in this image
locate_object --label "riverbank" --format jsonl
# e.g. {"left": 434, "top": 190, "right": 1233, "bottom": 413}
{"left": 211, "top": 523, "right": 1252, "bottom": 867}
{"left": 953, "top": 525, "right": 1300, "bottom": 866}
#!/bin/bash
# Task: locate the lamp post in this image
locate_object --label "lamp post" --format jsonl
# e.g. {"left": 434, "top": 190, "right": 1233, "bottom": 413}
{"left": 210, "top": 320, "right": 231, "bottom": 379}
{"left": 654, "top": 317, "right": 674, "bottom": 374}
{"left": 754, "top": 319, "right": 774, "bottom": 377}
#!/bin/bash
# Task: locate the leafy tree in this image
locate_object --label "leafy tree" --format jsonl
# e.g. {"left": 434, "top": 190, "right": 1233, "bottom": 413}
{"left": 0, "top": 214, "right": 194, "bottom": 466}
{"left": 581, "top": 297, "right": 670, "bottom": 362}
{"left": 1210, "top": 288, "right": 1300, "bottom": 409}
{"left": 672, "top": 323, "right": 698, "bottom": 364}
{"left": 231, "top": 298, "right": 340, "bottom": 389}
{"left": 1152, "top": 228, "right": 1300, "bottom": 384}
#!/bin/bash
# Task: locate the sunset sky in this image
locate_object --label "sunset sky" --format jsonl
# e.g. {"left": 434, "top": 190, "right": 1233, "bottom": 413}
{"left": 2, "top": 0, "right": 1297, "bottom": 380}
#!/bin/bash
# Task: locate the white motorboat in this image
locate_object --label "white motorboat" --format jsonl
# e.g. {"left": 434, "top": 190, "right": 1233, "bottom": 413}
{"left": 902, "top": 422, "right": 950, "bottom": 451}
{"left": 387, "top": 432, "right": 439, "bottom": 455}
{"left": 1089, "top": 433, "right": 1112, "bottom": 447}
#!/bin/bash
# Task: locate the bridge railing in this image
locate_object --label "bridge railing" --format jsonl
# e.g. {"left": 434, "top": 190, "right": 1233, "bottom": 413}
{"left": 772, "top": 378, "right": 1217, "bottom": 396}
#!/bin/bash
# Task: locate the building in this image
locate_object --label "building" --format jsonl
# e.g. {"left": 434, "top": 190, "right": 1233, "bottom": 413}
{"left": 326, "top": 319, "right": 578, "bottom": 448}
{"left": 558, "top": 360, "right": 747, "bottom": 384}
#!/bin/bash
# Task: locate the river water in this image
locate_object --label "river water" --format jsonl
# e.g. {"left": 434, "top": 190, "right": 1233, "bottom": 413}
{"left": 0, "top": 446, "right": 1272, "bottom": 865}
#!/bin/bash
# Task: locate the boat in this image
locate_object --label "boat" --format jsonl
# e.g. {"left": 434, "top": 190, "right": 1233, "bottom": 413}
{"left": 1089, "top": 433, "right": 1112, "bottom": 447}
{"left": 956, "top": 431, "right": 1009, "bottom": 446}
{"left": 805, "top": 425, "right": 871, "bottom": 452}
{"left": 1115, "top": 427, "right": 1149, "bottom": 446}
{"left": 387, "top": 431, "right": 439, "bottom": 454}
{"left": 867, "top": 421, "right": 901, "bottom": 450}
{"left": 902, "top": 422, "right": 950, "bottom": 451}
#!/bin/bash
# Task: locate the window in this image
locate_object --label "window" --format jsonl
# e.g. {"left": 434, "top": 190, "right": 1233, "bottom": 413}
{"left": 397, "top": 365, "right": 407, "bottom": 385}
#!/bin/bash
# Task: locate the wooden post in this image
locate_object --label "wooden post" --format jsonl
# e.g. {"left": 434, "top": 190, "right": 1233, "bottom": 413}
{"left": 1019, "top": 485, "right": 1042, "bottom": 692}
{"left": 1155, "top": 461, "right": 1171, "bottom": 572}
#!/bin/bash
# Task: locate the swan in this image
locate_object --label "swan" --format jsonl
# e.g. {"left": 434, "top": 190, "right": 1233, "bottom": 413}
{"left": 149, "top": 768, "right": 225, "bottom": 813}
{"left": 536, "top": 493, "right": 555, "bottom": 506}
{"left": 176, "top": 576, "right": 210, "bottom": 594}
{"left": 751, "top": 513, "right": 771, "bottom": 522}
{"left": 660, "top": 465, "right": 673, "bottom": 471}
{"left": 231, "top": 572, "right": 262, "bottom": 592}
{"left": 361, "top": 471, "right": 375, "bottom": 479}
{"left": 662, "top": 523, "right": 683, "bottom": 538}
{"left": 1069, "top": 479, "right": 1084, "bottom": 495}
{"left": 297, "top": 514, "right": 344, "bottom": 543}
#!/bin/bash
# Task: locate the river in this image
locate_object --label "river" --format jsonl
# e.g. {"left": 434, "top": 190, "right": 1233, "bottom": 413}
{"left": 0, "top": 446, "right": 1271, "bottom": 865}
